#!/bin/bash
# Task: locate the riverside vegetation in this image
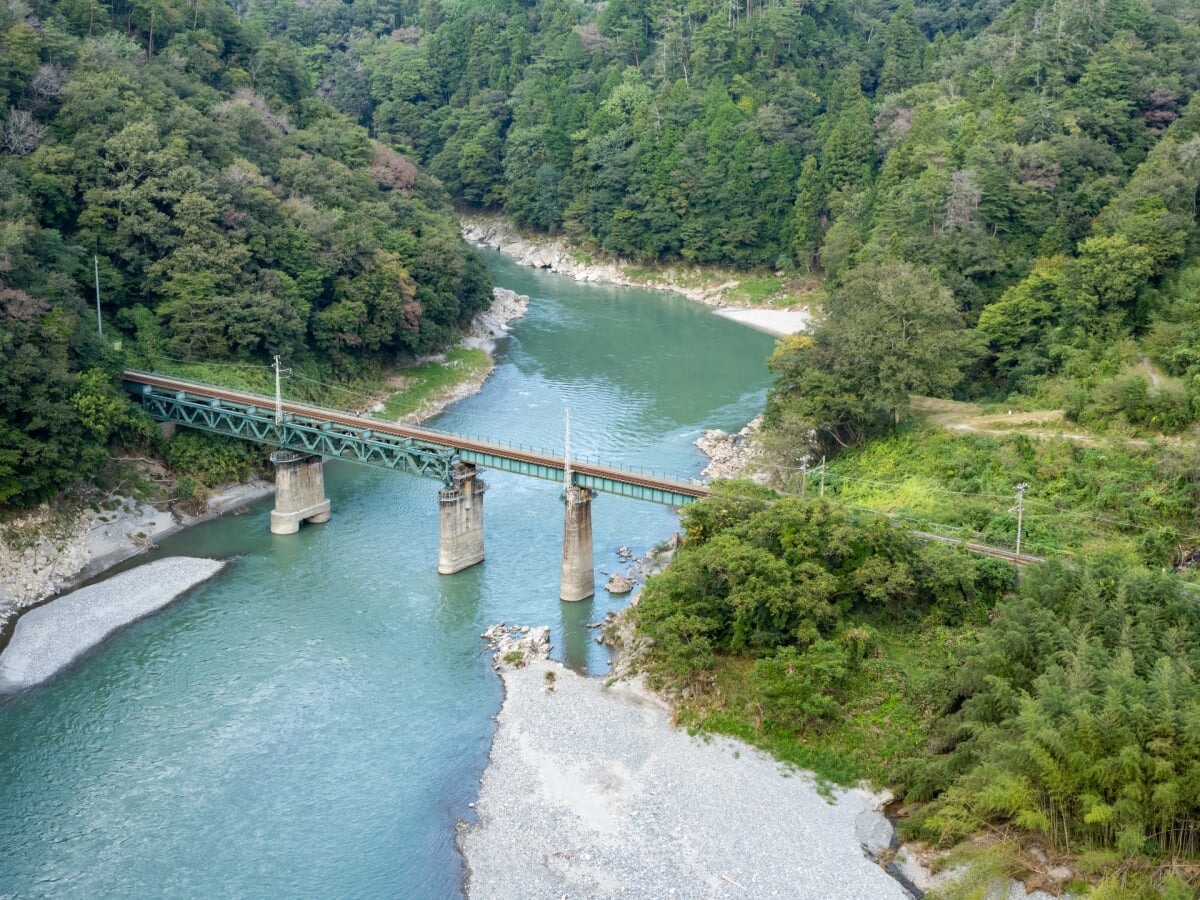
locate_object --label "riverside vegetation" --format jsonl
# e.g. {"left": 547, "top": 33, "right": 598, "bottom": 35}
{"left": 4, "top": 0, "right": 1200, "bottom": 891}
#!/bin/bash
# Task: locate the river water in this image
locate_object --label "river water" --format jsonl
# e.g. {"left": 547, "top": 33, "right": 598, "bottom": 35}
{"left": 0, "top": 251, "right": 775, "bottom": 899}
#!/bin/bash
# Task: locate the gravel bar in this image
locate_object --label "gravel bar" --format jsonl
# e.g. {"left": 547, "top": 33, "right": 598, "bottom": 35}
{"left": 459, "top": 655, "right": 909, "bottom": 899}
{"left": 0, "top": 557, "right": 224, "bottom": 692}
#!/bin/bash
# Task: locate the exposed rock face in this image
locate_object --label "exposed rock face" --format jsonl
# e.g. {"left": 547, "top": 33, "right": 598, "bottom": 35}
{"left": 695, "top": 414, "right": 767, "bottom": 481}
{"left": 461, "top": 287, "right": 529, "bottom": 353}
{"left": 462, "top": 217, "right": 736, "bottom": 307}
{"left": 854, "top": 807, "right": 895, "bottom": 857}
{"left": 0, "top": 498, "right": 175, "bottom": 632}
{"left": 481, "top": 622, "right": 551, "bottom": 670}
{"left": 1, "top": 505, "right": 93, "bottom": 617}
{"left": 604, "top": 572, "right": 634, "bottom": 594}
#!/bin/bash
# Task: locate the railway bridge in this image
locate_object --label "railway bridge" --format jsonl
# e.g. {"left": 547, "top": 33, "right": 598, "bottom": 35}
{"left": 123, "top": 371, "right": 708, "bottom": 601}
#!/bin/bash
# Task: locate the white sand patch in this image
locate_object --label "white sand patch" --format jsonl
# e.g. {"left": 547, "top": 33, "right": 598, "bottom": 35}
{"left": 712, "top": 307, "right": 811, "bottom": 336}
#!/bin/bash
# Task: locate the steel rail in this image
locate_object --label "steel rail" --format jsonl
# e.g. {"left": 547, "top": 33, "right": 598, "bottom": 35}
{"left": 123, "top": 370, "right": 709, "bottom": 503}
{"left": 124, "top": 372, "right": 1051, "bottom": 566}
{"left": 911, "top": 530, "right": 1045, "bottom": 566}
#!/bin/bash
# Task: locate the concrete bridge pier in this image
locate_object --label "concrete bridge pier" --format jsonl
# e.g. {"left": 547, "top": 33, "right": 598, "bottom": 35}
{"left": 560, "top": 486, "right": 597, "bottom": 602}
{"left": 270, "top": 451, "right": 331, "bottom": 534}
{"left": 438, "top": 463, "right": 487, "bottom": 574}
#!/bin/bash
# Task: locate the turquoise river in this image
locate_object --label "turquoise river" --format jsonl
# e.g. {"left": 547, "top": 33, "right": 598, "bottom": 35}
{"left": 0, "top": 251, "right": 776, "bottom": 899}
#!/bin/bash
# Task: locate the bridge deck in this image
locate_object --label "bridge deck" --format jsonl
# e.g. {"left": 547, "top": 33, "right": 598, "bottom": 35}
{"left": 123, "top": 371, "right": 708, "bottom": 507}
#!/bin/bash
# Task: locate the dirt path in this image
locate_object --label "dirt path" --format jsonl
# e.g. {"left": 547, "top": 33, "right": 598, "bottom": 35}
{"left": 910, "top": 397, "right": 1160, "bottom": 448}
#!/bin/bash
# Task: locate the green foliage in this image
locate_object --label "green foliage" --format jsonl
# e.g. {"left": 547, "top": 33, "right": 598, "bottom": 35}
{"left": 766, "top": 261, "right": 975, "bottom": 454}
{"left": 0, "top": 1, "right": 505, "bottom": 509}
{"left": 171, "top": 473, "right": 203, "bottom": 507}
{"left": 159, "top": 431, "right": 265, "bottom": 487}
{"left": 640, "top": 476, "right": 1200, "bottom": 878}
{"left": 749, "top": 641, "right": 852, "bottom": 726}
{"left": 801, "top": 425, "right": 1200, "bottom": 565}
{"left": 375, "top": 348, "right": 491, "bottom": 419}
{"left": 637, "top": 489, "right": 1010, "bottom": 684}
{"left": 0, "top": 287, "right": 130, "bottom": 507}
{"left": 2, "top": 12, "right": 491, "bottom": 378}
{"left": 908, "top": 559, "right": 1200, "bottom": 863}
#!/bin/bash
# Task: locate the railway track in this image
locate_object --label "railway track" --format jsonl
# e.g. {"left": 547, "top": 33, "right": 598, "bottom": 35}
{"left": 911, "top": 530, "right": 1045, "bottom": 566}
{"left": 127, "top": 372, "right": 1046, "bottom": 565}
{"left": 124, "top": 370, "right": 708, "bottom": 500}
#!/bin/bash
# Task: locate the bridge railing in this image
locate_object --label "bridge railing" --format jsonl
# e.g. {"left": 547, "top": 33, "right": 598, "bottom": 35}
{"left": 124, "top": 371, "right": 708, "bottom": 506}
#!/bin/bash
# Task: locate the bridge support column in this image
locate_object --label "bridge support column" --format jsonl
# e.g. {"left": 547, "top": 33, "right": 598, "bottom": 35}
{"left": 438, "top": 463, "right": 486, "bottom": 574}
{"left": 269, "top": 451, "right": 331, "bottom": 535}
{"left": 560, "top": 486, "right": 597, "bottom": 602}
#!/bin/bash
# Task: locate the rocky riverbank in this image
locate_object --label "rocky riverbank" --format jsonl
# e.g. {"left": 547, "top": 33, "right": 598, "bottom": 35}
{"left": 459, "top": 627, "right": 909, "bottom": 899}
{"left": 695, "top": 414, "right": 768, "bottom": 482}
{"left": 0, "top": 480, "right": 272, "bottom": 642}
{"left": 0, "top": 285, "right": 526, "bottom": 635}
{"left": 465, "top": 620, "right": 1070, "bottom": 900}
{"left": 461, "top": 217, "right": 811, "bottom": 337}
{"left": 462, "top": 217, "right": 735, "bottom": 306}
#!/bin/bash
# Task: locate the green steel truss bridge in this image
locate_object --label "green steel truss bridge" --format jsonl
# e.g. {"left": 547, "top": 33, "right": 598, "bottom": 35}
{"left": 123, "top": 371, "right": 709, "bottom": 507}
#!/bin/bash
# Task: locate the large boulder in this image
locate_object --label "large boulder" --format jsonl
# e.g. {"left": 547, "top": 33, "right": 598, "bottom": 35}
{"left": 604, "top": 572, "right": 634, "bottom": 594}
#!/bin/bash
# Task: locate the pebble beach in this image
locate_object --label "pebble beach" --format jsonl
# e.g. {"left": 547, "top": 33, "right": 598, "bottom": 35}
{"left": 0, "top": 556, "right": 225, "bottom": 692}
{"left": 459, "top": 650, "right": 908, "bottom": 899}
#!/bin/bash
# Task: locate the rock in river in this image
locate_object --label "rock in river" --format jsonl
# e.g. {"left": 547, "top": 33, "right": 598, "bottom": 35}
{"left": 604, "top": 572, "right": 634, "bottom": 594}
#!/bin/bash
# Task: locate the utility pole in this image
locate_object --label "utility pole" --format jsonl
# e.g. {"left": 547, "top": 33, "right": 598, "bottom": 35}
{"left": 819, "top": 455, "right": 826, "bottom": 498}
{"left": 94, "top": 255, "right": 102, "bottom": 336}
{"left": 1013, "top": 482, "right": 1029, "bottom": 556}
{"left": 563, "top": 407, "right": 572, "bottom": 491}
{"left": 274, "top": 355, "right": 292, "bottom": 425}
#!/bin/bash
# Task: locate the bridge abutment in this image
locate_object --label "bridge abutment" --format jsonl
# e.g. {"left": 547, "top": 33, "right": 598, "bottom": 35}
{"left": 560, "top": 486, "right": 596, "bottom": 602}
{"left": 269, "top": 451, "right": 331, "bottom": 534}
{"left": 438, "top": 463, "right": 487, "bottom": 574}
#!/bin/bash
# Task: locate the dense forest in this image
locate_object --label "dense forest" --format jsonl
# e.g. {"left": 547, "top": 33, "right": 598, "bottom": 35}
{"left": 5, "top": 0, "right": 1200, "bottom": 885}
{"left": 0, "top": 0, "right": 493, "bottom": 506}
{"left": 635, "top": 487, "right": 1200, "bottom": 895}
{"left": 4, "top": 0, "right": 1200, "bottom": 497}
{"left": 272, "top": 0, "right": 1200, "bottom": 443}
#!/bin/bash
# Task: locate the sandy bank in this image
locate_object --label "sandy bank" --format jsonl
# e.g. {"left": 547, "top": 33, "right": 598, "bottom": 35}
{"left": 0, "top": 556, "right": 225, "bottom": 692}
{"left": 459, "top": 650, "right": 907, "bottom": 899}
{"left": 461, "top": 218, "right": 812, "bottom": 329}
{"left": 712, "top": 306, "right": 811, "bottom": 336}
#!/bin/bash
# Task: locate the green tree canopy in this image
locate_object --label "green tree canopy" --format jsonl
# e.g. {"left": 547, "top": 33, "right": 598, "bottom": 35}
{"left": 768, "top": 261, "right": 976, "bottom": 453}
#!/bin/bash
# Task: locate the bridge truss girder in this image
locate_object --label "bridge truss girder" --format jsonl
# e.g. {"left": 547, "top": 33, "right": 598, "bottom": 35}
{"left": 132, "top": 387, "right": 458, "bottom": 485}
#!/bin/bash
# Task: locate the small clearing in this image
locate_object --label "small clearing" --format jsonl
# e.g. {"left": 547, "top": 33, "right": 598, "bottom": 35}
{"left": 910, "top": 397, "right": 1140, "bottom": 446}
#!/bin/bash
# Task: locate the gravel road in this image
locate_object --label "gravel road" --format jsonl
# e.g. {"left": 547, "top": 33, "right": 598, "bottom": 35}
{"left": 459, "top": 655, "right": 909, "bottom": 899}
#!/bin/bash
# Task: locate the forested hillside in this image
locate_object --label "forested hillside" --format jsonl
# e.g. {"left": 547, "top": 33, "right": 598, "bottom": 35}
{"left": 5, "top": 0, "right": 1200, "bottom": 500}
{"left": 0, "top": 0, "right": 491, "bottom": 506}
{"left": 292, "top": 0, "right": 1197, "bottom": 282}
{"left": 284, "top": 0, "right": 1200, "bottom": 432}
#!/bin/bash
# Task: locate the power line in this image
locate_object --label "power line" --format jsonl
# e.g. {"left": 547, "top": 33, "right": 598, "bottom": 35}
{"left": 140, "top": 352, "right": 272, "bottom": 371}
{"left": 764, "top": 462, "right": 1200, "bottom": 542}
{"left": 760, "top": 463, "right": 1027, "bottom": 502}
